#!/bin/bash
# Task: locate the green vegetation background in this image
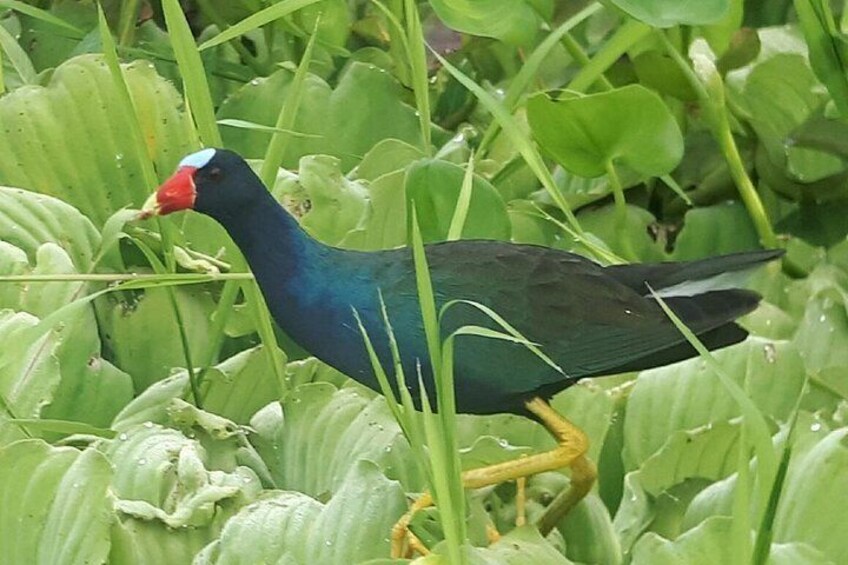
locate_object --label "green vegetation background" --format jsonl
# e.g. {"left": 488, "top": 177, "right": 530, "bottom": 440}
{"left": 0, "top": 0, "right": 846, "bottom": 563}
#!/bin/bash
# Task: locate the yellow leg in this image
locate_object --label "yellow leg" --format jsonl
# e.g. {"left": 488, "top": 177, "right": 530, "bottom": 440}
{"left": 390, "top": 397, "right": 597, "bottom": 557}
{"left": 515, "top": 475, "right": 527, "bottom": 527}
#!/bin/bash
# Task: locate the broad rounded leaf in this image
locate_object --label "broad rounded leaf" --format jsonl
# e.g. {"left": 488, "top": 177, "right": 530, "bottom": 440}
{"left": 104, "top": 423, "right": 261, "bottom": 526}
{"left": 405, "top": 159, "right": 511, "bottom": 243}
{"left": 792, "top": 288, "right": 848, "bottom": 372}
{"left": 429, "top": 0, "right": 540, "bottom": 46}
{"left": 623, "top": 339, "right": 805, "bottom": 470}
{"left": 729, "top": 54, "right": 842, "bottom": 198}
{"left": 0, "top": 186, "right": 100, "bottom": 272}
{"left": 194, "top": 461, "right": 406, "bottom": 564}
{"left": 100, "top": 285, "right": 217, "bottom": 392}
{"left": 0, "top": 54, "right": 194, "bottom": 226}
{"left": 0, "top": 440, "right": 112, "bottom": 565}
{"left": 527, "top": 86, "right": 684, "bottom": 179}
{"left": 250, "top": 382, "right": 425, "bottom": 496}
{"left": 201, "top": 345, "right": 286, "bottom": 425}
{"left": 773, "top": 428, "right": 848, "bottom": 563}
{"left": 671, "top": 202, "right": 760, "bottom": 260}
{"left": 638, "top": 420, "right": 741, "bottom": 496}
{"left": 271, "top": 155, "right": 370, "bottom": 246}
{"left": 631, "top": 516, "right": 736, "bottom": 564}
{"left": 608, "top": 0, "right": 730, "bottom": 27}
{"left": 468, "top": 526, "right": 573, "bottom": 563}
{"left": 219, "top": 63, "right": 427, "bottom": 171}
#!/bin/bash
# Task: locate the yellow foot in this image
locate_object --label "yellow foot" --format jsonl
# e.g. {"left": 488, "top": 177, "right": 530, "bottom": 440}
{"left": 389, "top": 397, "right": 597, "bottom": 557}
{"left": 391, "top": 492, "right": 433, "bottom": 558}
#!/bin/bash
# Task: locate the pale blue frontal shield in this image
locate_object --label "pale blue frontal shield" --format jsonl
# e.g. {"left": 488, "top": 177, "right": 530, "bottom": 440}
{"left": 178, "top": 148, "right": 216, "bottom": 169}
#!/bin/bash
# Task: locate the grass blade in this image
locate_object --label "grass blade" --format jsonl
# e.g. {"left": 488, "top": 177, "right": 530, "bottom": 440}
{"left": 98, "top": 6, "right": 159, "bottom": 190}
{"left": 440, "top": 298, "right": 564, "bottom": 374}
{"left": 649, "top": 287, "right": 778, "bottom": 524}
{"left": 446, "top": 154, "right": 475, "bottom": 241}
{"left": 259, "top": 17, "right": 320, "bottom": 188}
{"left": 567, "top": 19, "right": 652, "bottom": 92}
{"left": 198, "top": 0, "right": 322, "bottom": 51}
{"left": 409, "top": 210, "right": 466, "bottom": 561}
{"left": 431, "top": 48, "right": 583, "bottom": 235}
{"left": 476, "top": 2, "right": 603, "bottom": 156}
{"left": 218, "top": 118, "right": 320, "bottom": 138}
{"left": 0, "top": 0, "right": 84, "bottom": 36}
{"left": 403, "top": 0, "right": 432, "bottom": 153}
{"left": 0, "top": 24, "right": 36, "bottom": 85}
{"left": 162, "top": 0, "right": 222, "bottom": 146}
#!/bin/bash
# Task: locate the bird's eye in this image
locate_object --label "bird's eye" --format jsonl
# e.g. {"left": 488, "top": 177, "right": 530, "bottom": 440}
{"left": 208, "top": 167, "right": 222, "bottom": 179}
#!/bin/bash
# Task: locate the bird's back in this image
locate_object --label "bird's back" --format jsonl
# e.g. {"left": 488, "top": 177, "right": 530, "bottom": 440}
{"left": 282, "top": 240, "right": 775, "bottom": 415}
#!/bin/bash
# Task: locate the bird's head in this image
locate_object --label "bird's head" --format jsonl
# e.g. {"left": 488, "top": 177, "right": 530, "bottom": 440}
{"left": 140, "top": 148, "right": 262, "bottom": 220}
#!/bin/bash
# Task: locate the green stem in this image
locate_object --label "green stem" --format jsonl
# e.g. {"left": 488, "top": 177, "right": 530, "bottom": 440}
{"left": 117, "top": 0, "right": 141, "bottom": 46}
{"left": 195, "top": 0, "right": 268, "bottom": 75}
{"left": 166, "top": 284, "right": 203, "bottom": 409}
{"left": 713, "top": 115, "right": 778, "bottom": 247}
{"left": 559, "top": 33, "right": 613, "bottom": 91}
{"left": 404, "top": 0, "right": 432, "bottom": 154}
{"left": 567, "top": 20, "right": 651, "bottom": 92}
{"left": 605, "top": 159, "right": 627, "bottom": 226}
{"left": 197, "top": 279, "right": 241, "bottom": 374}
{"left": 156, "top": 222, "right": 204, "bottom": 409}
{"left": 474, "top": 2, "right": 602, "bottom": 158}
{"left": 604, "top": 160, "right": 639, "bottom": 260}
{"left": 658, "top": 31, "right": 778, "bottom": 248}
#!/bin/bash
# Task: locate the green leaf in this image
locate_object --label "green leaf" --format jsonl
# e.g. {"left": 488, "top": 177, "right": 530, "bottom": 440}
{"left": 250, "top": 382, "right": 426, "bottom": 495}
{"left": 100, "top": 285, "right": 217, "bottom": 392}
{"left": 527, "top": 86, "right": 684, "bottom": 179}
{"left": 0, "top": 240, "right": 132, "bottom": 435}
{"left": 259, "top": 13, "right": 321, "bottom": 189}
{"left": 352, "top": 165, "right": 408, "bottom": 250}
{"left": 271, "top": 155, "right": 370, "bottom": 246}
{"left": 730, "top": 54, "right": 843, "bottom": 195}
{"left": 201, "top": 345, "right": 285, "bottom": 425}
{"left": 428, "top": 0, "right": 540, "bottom": 46}
{"left": 792, "top": 288, "right": 848, "bottom": 372}
{"left": 0, "top": 0, "right": 84, "bottom": 35}
{"left": 623, "top": 339, "right": 805, "bottom": 470}
{"left": 607, "top": 0, "right": 730, "bottom": 27}
{"left": 672, "top": 202, "right": 760, "bottom": 259}
{"left": 162, "top": 0, "right": 220, "bottom": 147}
{"left": 350, "top": 139, "right": 426, "bottom": 182}
{"left": 632, "top": 50, "right": 698, "bottom": 101}
{"left": 194, "top": 460, "right": 406, "bottom": 564}
{"left": 631, "top": 516, "right": 737, "bottom": 564}
{"left": 198, "top": 0, "right": 323, "bottom": 51}
{"left": 772, "top": 428, "right": 848, "bottom": 564}
{"left": 105, "top": 422, "right": 260, "bottom": 526}
{"left": 430, "top": 48, "right": 583, "bottom": 233}
{"left": 0, "top": 187, "right": 100, "bottom": 272}
{"left": 793, "top": 0, "right": 848, "bottom": 117}
{"left": 0, "top": 440, "right": 112, "bottom": 565}
{"left": 0, "top": 21, "right": 36, "bottom": 84}
{"left": 558, "top": 204, "right": 664, "bottom": 262}
{"left": 0, "top": 55, "right": 195, "bottom": 226}
{"left": 405, "top": 159, "right": 511, "bottom": 243}
{"left": 111, "top": 372, "right": 188, "bottom": 431}
{"left": 466, "top": 526, "right": 572, "bottom": 563}
{"left": 790, "top": 114, "right": 848, "bottom": 160}
{"left": 104, "top": 421, "right": 261, "bottom": 562}
{"left": 638, "top": 420, "right": 742, "bottom": 496}
{"left": 219, "top": 63, "right": 427, "bottom": 171}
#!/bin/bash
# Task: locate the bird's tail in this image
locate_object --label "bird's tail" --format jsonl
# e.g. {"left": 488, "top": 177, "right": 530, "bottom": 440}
{"left": 604, "top": 249, "right": 784, "bottom": 297}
